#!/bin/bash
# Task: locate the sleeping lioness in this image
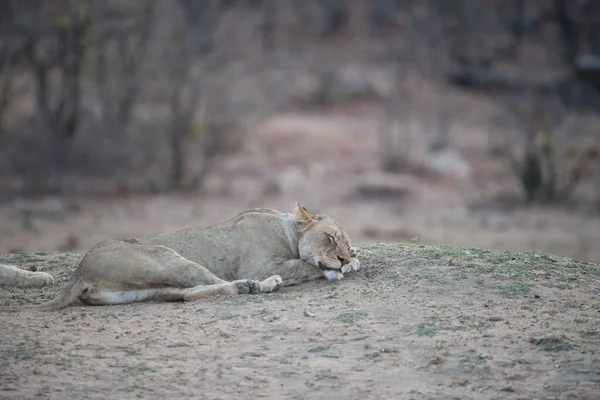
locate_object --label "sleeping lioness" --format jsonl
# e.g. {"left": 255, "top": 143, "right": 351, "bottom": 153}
{"left": 0, "top": 203, "right": 360, "bottom": 311}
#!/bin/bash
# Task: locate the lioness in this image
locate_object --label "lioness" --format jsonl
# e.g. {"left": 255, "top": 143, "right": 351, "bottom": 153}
{"left": 1, "top": 203, "right": 360, "bottom": 311}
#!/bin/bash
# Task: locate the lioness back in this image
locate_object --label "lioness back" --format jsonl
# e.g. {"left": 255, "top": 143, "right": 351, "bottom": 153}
{"left": 140, "top": 208, "right": 299, "bottom": 281}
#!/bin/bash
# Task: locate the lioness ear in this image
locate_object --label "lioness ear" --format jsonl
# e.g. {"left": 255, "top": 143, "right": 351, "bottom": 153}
{"left": 294, "top": 202, "right": 314, "bottom": 224}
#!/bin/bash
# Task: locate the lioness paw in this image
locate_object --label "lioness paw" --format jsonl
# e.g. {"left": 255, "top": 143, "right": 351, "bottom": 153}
{"left": 26, "top": 272, "right": 55, "bottom": 288}
{"left": 235, "top": 279, "right": 262, "bottom": 295}
{"left": 259, "top": 275, "right": 283, "bottom": 293}
{"left": 341, "top": 258, "right": 360, "bottom": 274}
{"left": 348, "top": 257, "right": 361, "bottom": 272}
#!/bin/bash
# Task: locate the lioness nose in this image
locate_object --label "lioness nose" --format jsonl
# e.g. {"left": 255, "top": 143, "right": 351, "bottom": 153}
{"left": 338, "top": 256, "right": 349, "bottom": 266}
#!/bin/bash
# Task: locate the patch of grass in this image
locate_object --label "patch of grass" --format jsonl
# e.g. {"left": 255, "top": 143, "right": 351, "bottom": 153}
{"left": 417, "top": 244, "right": 471, "bottom": 262}
{"left": 459, "top": 349, "right": 489, "bottom": 370}
{"left": 410, "top": 316, "right": 490, "bottom": 337}
{"left": 218, "top": 329, "right": 233, "bottom": 339}
{"left": 1, "top": 252, "right": 47, "bottom": 264}
{"left": 412, "top": 320, "right": 440, "bottom": 337}
{"left": 245, "top": 351, "right": 265, "bottom": 357}
{"left": 452, "top": 271, "right": 469, "bottom": 280}
{"left": 581, "top": 330, "right": 599, "bottom": 337}
{"left": 136, "top": 338, "right": 157, "bottom": 347}
{"left": 419, "top": 272, "right": 447, "bottom": 283}
{"left": 420, "top": 248, "right": 442, "bottom": 260}
{"left": 0, "top": 252, "right": 81, "bottom": 274}
{"left": 118, "top": 384, "right": 141, "bottom": 393}
{"left": 156, "top": 354, "right": 187, "bottom": 361}
{"left": 315, "top": 371, "right": 339, "bottom": 381}
{"left": 458, "top": 315, "right": 490, "bottom": 330}
{"left": 530, "top": 336, "right": 574, "bottom": 352}
{"left": 2, "top": 343, "right": 36, "bottom": 361}
{"left": 166, "top": 342, "right": 191, "bottom": 348}
{"left": 115, "top": 345, "right": 140, "bottom": 356}
{"left": 308, "top": 345, "right": 331, "bottom": 353}
{"left": 131, "top": 363, "right": 155, "bottom": 373}
{"left": 357, "top": 243, "right": 408, "bottom": 273}
{"left": 337, "top": 311, "right": 366, "bottom": 324}
{"left": 499, "top": 283, "right": 532, "bottom": 297}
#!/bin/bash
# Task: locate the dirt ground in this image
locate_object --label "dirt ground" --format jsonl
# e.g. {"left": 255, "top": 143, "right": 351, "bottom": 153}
{"left": 1, "top": 243, "right": 599, "bottom": 399}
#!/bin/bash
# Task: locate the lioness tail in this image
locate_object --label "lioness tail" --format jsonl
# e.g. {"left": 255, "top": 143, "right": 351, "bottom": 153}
{"left": 0, "top": 276, "right": 86, "bottom": 312}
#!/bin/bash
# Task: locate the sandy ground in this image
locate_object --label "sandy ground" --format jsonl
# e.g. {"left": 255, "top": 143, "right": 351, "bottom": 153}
{"left": 1, "top": 244, "right": 599, "bottom": 399}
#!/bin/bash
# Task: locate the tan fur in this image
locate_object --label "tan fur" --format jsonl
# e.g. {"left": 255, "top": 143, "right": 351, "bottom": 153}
{"left": 0, "top": 264, "right": 54, "bottom": 288}
{"left": 1, "top": 203, "right": 360, "bottom": 311}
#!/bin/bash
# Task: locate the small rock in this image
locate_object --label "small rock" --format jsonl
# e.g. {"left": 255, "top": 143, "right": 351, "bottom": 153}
{"left": 429, "top": 355, "right": 445, "bottom": 365}
{"left": 304, "top": 310, "right": 315, "bottom": 318}
{"left": 380, "top": 347, "right": 400, "bottom": 354}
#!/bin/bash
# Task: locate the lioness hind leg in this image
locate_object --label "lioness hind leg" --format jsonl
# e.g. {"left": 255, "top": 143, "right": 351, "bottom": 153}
{"left": 83, "top": 277, "right": 283, "bottom": 306}
{"left": 79, "top": 241, "right": 227, "bottom": 288}
{"left": 82, "top": 288, "right": 187, "bottom": 305}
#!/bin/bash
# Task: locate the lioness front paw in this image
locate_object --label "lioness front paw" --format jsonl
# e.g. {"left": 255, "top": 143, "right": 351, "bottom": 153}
{"left": 259, "top": 275, "right": 283, "bottom": 293}
{"left": 348, "top": 257, "right": 360, "bottom": 272}
{"left": 341, "top": 258, "right": 360, "bottom": 274}
{"left": 26, "top": 272, "right": 55, "bottom": 288}
{"left": 235, "top": 279, "right": 262, "bottom": 295}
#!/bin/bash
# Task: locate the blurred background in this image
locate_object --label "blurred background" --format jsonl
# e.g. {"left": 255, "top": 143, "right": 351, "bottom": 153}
{"left": 0, "top": 0, "right": 599, "bottom": 261}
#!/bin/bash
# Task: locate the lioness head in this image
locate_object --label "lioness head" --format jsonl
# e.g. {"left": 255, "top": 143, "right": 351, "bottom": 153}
{"left": 294, "top": 203, "right": 354, "bottom": 281}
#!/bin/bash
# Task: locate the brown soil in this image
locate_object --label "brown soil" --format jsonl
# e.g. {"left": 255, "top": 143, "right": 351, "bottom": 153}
{"left": 1, "top": 244, "right": 599, "bottom": 399}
